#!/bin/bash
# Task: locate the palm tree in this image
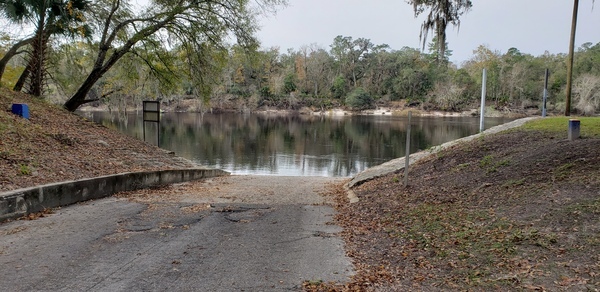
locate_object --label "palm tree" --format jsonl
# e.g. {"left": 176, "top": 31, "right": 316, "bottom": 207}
{"left": 0, "top": 1, "right": 34, "bottom": 83}
{"left": 408, "top": 0, "right": 472, "bottom": 65}
{"left": 0, "top": 0, "right": 90, "bottom": 96}
{"left": 0, "top": 37, "right": 34, "bottom": 84}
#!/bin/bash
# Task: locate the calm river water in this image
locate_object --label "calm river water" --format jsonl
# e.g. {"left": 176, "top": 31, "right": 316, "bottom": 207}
{"left": 83, "top": 112, "right": 514, "bottom": 177}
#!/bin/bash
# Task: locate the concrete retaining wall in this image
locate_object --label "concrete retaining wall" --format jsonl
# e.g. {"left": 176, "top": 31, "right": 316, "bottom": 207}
{"left": 0, "top": 168, "right": 229, "bottom": 221}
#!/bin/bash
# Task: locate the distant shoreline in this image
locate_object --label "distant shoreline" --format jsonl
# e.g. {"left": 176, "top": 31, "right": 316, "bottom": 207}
{"left": 79, "top": 103, "right": 534, "bottom": 119}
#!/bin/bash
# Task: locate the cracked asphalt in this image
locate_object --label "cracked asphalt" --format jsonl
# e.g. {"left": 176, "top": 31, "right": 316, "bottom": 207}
{"left": 0, "top": 176, "right": 354, "bottom": 291}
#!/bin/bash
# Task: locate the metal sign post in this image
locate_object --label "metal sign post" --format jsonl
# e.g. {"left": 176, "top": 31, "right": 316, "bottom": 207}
{"left": 143, "top": 101, "right": 160, "bottom": 147}
{"left": 404, "top": 111, "right": 412, "bottom": 187}
{"left": 542, "top": 69, "right": 549, "bottom": 117}
{"left": 480, "top": 68, "right": 487, "bottom": 133}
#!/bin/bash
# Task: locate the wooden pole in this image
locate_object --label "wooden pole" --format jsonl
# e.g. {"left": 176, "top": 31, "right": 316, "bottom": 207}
{"left": 565, "top": 0, "right": 579, "bottom": 116}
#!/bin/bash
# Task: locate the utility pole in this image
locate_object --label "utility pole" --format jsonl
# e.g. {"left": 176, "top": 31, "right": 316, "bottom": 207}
{"left": 565, "top": 0, "right": 579, "bottom": 116}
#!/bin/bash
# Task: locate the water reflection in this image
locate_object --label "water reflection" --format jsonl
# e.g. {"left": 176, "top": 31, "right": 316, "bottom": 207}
{"left": 83, "top": 112, "right": 513, "bottom": 177}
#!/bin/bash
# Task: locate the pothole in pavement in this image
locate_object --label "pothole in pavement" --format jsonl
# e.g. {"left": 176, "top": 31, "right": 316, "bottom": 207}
{"left": 114, "top": 203, "right": 210, "bottom": 234}
{"left": 212, "top": 204, "right": 272, "bottom": 223}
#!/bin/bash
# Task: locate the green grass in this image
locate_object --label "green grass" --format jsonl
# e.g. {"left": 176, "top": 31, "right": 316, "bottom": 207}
{"left": 18, "top": 164, "right": 31, "bottom": 175}
{"left": 501, "top": 178, "right": 526, "bottom": 188}
{"left": 523, "top": 117, "right": 600, "bottom": 138}
{"left": 452, "top": 162, "right": 471, "bottom": 172}
{"left": 553, "top": 163, "right": 576, "bottom": 180}
{"left": 479, "top": 155, "right": 511, "bottom": 173}
{"left": 479, "top": 155, "right": 494, "bottom": 168}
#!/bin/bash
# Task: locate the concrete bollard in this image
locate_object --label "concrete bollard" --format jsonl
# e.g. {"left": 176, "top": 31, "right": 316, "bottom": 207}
{"left": 568, "top": 119, "right": 580, "bottom": 141}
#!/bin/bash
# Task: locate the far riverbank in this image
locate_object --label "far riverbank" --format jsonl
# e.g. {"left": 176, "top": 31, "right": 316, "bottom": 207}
{"left": 80, "top": 98, "right": 536, "bottom": 119}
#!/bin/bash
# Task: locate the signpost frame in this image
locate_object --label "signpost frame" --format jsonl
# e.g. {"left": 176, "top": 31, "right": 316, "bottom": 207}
{"left": 143, "top": 101, "right": 160, "bottom": 147}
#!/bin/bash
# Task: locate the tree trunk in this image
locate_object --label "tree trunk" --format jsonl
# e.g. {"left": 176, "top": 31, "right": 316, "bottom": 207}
{"left": 28, "top": 10, "right": 48, "bottom": 97}
{"left": 64, "top": 69, "right": 104, "bottom": 111}
{"left": 352, "top": 59, "right": 357, "bottom": 88}
{"left": 64, "top": 42, "right": 135, "bottom": 112}
{"left": 63, "top": 6, "right": 178, "bottom": 111}
{"left": 0, "top": 38, "right": 34, "bottom": 82}
{"left": 437, "top": 19, "right": 447, "bottom": 66}
{"left": 13, "top": 60, "right": 33, "bottom": 92}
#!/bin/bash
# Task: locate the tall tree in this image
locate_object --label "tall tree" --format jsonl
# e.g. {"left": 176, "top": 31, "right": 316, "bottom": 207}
{"left": 0, "top": 0, "right": 91, "bottom": 96}
{"left": 426, "top": 36, "right": 451, "bottom": 65}
{"left": 304, "top": 45, "right": 332, "bottom": 97}
{"left": 330, "top": 35, "right": 380, "bottom": 88}
{"left": 63, "top": 0, "right": 286, "bottom": 112}
{"left": 408, "top": 0, "right": 472, "bottom": 65}
{"left": 0, "top": 1, "right": 40, "bottom": 86}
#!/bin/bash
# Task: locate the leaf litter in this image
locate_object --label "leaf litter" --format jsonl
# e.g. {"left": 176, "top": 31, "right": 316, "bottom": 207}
{"left": 309, "top": 130, "right": 600, "bottom": 291}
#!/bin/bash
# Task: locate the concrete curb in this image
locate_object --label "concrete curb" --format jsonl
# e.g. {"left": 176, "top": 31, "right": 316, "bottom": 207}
{"left": 0, "top": 168, "right": 229, "bottom": 221}
{"left": 345, "top": 117, "right": 539, "bottom": 202}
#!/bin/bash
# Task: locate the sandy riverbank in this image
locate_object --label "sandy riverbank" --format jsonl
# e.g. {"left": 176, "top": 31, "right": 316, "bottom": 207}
{"left": 81, "top": 101, "right": 533, "bottom": 119}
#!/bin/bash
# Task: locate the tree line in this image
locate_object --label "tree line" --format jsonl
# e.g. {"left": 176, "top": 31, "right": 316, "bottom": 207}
{"left": 28, "top": 36, "right": 600, "bottom": 114}
{"left": 224, "top": 39, "right": 600, "bottom": 114}
{"left": 0, "top": 1, "right": 598, "bottom": 115}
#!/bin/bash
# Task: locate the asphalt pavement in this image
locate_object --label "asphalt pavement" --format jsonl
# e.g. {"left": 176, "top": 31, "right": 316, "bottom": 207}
{"left": 0, "top": 176, "right": 354, "bottom": 291}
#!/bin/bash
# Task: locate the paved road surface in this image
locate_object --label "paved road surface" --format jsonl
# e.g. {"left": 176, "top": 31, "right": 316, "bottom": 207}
{"left": 0, "top": 176, "right": 353, "bottom": 291}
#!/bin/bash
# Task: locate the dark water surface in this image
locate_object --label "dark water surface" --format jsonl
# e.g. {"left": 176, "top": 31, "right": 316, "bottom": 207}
{"left": 83, "top": 112, "right": 514, "bottom": 177}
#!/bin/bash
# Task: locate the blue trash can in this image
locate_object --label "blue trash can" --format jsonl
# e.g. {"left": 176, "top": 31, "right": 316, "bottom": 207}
{"left": 11, "top": 104, "right": 30, "bottom": 119}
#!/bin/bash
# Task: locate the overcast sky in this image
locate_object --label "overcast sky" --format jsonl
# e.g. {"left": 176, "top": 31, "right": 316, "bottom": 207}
{"left": 257, "top": 0, "right": 600, "bottom": 64}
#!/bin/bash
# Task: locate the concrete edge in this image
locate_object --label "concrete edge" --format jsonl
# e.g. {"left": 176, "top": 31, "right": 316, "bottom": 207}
{"left": 0, "top": 168, "right": 230, "bottom": 221}
{"left": 344, "top": 117, "right": 539, "bottom": 203}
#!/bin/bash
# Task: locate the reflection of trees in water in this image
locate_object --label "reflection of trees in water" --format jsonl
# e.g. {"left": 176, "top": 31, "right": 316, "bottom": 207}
{"left": 87, "top": 112, "right": 512, "bottom": 177}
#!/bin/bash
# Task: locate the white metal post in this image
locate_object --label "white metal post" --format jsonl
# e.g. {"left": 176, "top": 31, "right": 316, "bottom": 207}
{"left": 543, "top": 69, "right": 549, "bottom": 117}
{"left": 480, "top": 69, "right": 487, "bottom": 132}
{"left": 404, "top": 111, "right": 412, "bottom": 187}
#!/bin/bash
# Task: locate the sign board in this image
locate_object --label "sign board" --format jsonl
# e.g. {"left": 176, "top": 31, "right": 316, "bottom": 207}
{"left": 143, "top": 101, "right": 160, "bottom": 122}
{"left": 143, "top": 111, "right": 160, "bottom": 122}
{"left": 142, "top": 101, "right": 160, "bottom": 146}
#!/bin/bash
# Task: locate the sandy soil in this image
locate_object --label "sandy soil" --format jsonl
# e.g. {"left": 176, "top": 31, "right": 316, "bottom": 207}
{"left": 116, "top": 175, "right": 348, "bottom": 206}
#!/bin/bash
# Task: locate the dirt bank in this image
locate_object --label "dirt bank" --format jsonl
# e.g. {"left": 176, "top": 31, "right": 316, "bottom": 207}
{"left": 0, "top": 89, "right": 197, "bottom": 192}
{"left": 318, "top": 122, "right": 600, "bottom": 291}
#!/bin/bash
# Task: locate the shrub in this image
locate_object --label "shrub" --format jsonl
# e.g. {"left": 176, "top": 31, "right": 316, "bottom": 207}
{"left": 331, "top": 75, "right": 347, "bottom": 99}
{"left": 259, "top": 86, "right": 272, "bottom": 98}
{"left": 573, "top": 74, "right": 600, "bottom": 116}
{"left": 283, "top": 74, "right": 296, "bottom": 94}
{"left": 345, "top": 87, "right": 374, "bottom": 110}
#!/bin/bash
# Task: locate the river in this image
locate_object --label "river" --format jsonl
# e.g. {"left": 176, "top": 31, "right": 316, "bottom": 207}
{"left": 83, "top": 111, "right": 513, "bottom": 177}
